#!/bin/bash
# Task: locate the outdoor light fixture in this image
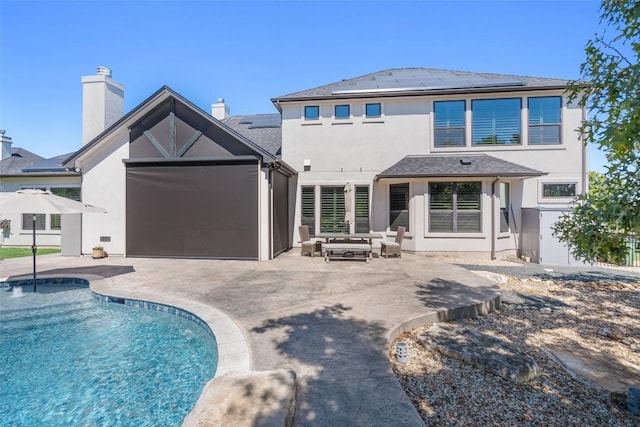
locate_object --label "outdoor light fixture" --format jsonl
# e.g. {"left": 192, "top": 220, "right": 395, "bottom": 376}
{"left": 395, "top": 342, "right": 408, "bottom": 363}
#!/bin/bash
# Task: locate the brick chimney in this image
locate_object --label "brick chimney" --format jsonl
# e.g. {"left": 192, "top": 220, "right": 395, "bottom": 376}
{"left": 211, "top": 98, "right": 230, "bottom": 120}
{"left": 0, "top": 130, "right": 12, "bottom": 160}
{"left": 81, "top": 66, "right": 125, "bottom": 145}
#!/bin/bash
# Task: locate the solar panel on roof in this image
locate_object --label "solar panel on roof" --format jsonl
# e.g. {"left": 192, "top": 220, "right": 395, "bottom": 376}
{"left": 332, "top": 70, "right": 524, "bottom": 94}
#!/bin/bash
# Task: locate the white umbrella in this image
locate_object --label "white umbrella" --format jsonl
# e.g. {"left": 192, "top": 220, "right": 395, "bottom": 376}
{"left": 0, "top": 189, "right": 106, "bottom": 292}
{"left": 344, "top": 183, "right": 353, "bottom": 226}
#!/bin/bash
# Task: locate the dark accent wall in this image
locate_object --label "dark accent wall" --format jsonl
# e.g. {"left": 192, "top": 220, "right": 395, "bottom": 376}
{"left": 272, "top": 170, "right": 290, "bottom": 256}
{"left": 126, "top": 160, "right": 259, "bottom": 259}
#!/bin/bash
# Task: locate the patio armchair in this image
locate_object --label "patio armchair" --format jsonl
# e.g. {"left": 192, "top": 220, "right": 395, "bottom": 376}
{"left": 299, "top": 225, "right": 322, "bottom": 257}
{"left": 380, "top": 226, "right": 406, "bottom": 258}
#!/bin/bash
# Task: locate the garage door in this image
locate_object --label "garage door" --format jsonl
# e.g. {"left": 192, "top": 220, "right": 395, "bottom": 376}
{"left": 126, "top": 160, "right": 258, "bottom": 259}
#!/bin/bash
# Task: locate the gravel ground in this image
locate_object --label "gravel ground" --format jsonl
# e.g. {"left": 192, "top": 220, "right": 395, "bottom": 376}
{"left": 391, "top": 256, "right": 640, "bottom": 426}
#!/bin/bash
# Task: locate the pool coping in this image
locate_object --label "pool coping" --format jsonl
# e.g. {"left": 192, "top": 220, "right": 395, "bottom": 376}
{"left": 1, "top": 273, "right": 251, "bottom": 378}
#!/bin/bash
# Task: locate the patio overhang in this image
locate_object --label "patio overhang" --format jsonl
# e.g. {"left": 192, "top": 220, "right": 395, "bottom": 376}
{"left": 375, "top": 154, "right": 547, "bottom": 180}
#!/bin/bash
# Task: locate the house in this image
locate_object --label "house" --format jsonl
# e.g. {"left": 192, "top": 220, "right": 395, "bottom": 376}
{"left": 62, "top": 66, "right": 586, "bottom": 261}
{"left": 0, "top": 130, "right": 81, "bottom": 247}
{"left": 62, "top": 68, "right": 295, "bottom": 260}
{"left": 273, "top": 68, "right": 587, "bottom": 259}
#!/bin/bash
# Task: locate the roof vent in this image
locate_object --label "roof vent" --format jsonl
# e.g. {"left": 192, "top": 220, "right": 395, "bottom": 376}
{"left": 96, "top": 66, "right": 112, "bottom": 77}
{"left": 460, "top": 158, "right": 472, "bottom": 166}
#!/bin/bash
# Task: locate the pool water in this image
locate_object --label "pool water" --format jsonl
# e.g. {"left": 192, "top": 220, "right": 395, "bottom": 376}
{"left": 0, "top": 283, "right": 218, "bottom": 426}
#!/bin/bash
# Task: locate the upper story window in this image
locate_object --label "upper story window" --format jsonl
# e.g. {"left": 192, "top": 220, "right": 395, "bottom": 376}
{"left": 434, "top": 100, "right": 466, "bottom": 147}
{"left": 472, "top": 98, "right": 521, "bottom": 146}
{"left": 365, "top": 103, "right": 381, "bottom": 118}
{"left": 529, "top": 96, "right": 562, "bottom": 145}
{"left": 304, "top": 105, "right": 320, "bottom": 120}
{"left": 335, "top": 104, "right": 350, "bottom": 119}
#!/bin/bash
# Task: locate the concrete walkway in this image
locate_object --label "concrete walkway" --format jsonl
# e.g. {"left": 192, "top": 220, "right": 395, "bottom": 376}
{"left": 1, "top": 251, "right": 500, "bottom": 426}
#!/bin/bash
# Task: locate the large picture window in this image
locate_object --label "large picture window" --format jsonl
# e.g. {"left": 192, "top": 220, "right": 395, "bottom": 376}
{"left": 301, "top": 186, "right": 315, "bottom": 237}
{"left": 320, "top": 186, "right": 348, "bottom": 233}
{"left": 434, "top": 100, "right": 466, "bottom": 147}
{"left": 389, "top": 183, "right": 409, "bottom": 231}
{"left": 529, "top": 96, "right": 561, "bottom": 145}
{"left": 472, "top": 98, "right": 521, "bottom": 145}
{"left": 429, "top": 182, "right": 481, "bottom": 232}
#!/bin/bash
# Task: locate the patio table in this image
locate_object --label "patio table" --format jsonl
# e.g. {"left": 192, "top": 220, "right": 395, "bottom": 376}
{"left": 316, "top": 233, "right": 382, "bottom": 262}
{"left": 316, "top": 232, "right": 382, "bottom": 245}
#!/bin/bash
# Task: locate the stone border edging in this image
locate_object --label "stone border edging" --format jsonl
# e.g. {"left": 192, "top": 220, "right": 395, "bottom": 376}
{"left": 387, "top": 292, "right": 502, "bottom": 343}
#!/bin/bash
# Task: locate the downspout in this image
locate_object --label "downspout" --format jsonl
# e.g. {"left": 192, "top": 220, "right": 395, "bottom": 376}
{"left": 491, "top": 177, "right": 500, "bottom": 260}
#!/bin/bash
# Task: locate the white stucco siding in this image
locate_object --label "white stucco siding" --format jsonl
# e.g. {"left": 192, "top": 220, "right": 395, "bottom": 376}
{"left": 259, "top": 166, "right": 270, "bottom": 260}
{"left": 79, "top": 141, "right": 129, "bottom": 256}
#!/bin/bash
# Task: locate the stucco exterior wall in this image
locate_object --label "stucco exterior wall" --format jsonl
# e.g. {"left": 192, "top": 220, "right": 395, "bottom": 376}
{"left": 281, "top": 88, "right": 585, "bottom": 255}
{"left": 80, "top": 140, "right": 129, "bottom": 256}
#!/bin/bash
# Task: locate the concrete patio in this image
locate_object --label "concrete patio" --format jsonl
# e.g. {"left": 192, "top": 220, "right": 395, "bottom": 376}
{"left": 1, "top": 251, "right": 500, "bottom": 426}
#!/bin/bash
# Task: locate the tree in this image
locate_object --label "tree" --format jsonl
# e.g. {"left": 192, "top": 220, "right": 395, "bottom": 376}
{"left": 553, "top": 0, "right": 640, "bottom": 264}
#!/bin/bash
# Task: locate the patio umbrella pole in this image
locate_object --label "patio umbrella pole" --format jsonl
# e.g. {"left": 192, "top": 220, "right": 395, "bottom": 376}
{"left": 32, "top": 214, "right": 37, "bottom": 292}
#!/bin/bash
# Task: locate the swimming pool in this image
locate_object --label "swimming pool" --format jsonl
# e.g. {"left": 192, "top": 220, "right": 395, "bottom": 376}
{"left": 0, "top": 280, "right": 218, "bottom": 426}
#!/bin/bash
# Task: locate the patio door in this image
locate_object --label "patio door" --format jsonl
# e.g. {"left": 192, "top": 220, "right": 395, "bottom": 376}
{"left": 320, "top": 186, "right": 348, "bottom": 233}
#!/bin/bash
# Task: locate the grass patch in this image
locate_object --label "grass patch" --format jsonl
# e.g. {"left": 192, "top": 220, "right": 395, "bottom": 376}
{"left": 0, "top": 247, "right": 61, "bottom": 260}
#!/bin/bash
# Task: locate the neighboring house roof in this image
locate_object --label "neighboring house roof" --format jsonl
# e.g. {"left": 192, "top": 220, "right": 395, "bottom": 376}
{"left": 0, "top": 148, "right": 78, "bottom": 177}
{"left": 221, "top": 114, "right": 282, "bottom": 157}
{"left": 272, "top": 68, "right": 571, "bottom": 104}
{"left": 377, "top": 154, "right": 546, "bottom": 179}
{"left": 64, "top": 86, "right": 290, "bottom": 170}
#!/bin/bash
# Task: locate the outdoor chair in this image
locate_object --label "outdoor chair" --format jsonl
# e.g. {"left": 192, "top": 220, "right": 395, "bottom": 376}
{"left": 299, "top": 225, "right": 322, "bottom": 257}
{"left": 380, "top": 226, "right": 405, "bottom": 258}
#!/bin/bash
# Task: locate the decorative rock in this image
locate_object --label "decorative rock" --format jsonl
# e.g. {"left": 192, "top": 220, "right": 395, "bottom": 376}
{"left": 598, "top": 328, "right": 612, "bottom": 338}
{"left": 424, "top": 324, "right": 540, "bottom": 383}
{"left": 631, "top": 343, "right": 640, "bottom": 352}
{"left": 540, "top": 307, "right": 552, "bottom": 314}
{"left": 628, "top": 387, "right": 640, "bottom": 416}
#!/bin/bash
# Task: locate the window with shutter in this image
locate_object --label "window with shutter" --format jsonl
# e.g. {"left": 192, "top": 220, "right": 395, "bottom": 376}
{"left": 22, "top": 214, "right": 46, "bottom": 230}
{"left": 355, "top": 186, "right": 370, "bottom": 233}
{"left": 434, "top": 100, "right": 466, "bottom": 147}
{"left": 429, "top": 182, "right": 481, "bottom": 232}
{"left": 499, "top": 182, "right": 510, "bottom": 233}
{"left": 528, "top": 96, "right": 561, "bottom": 145}
{"left": 472, "top": 99, "right": 521, "bottom": 145}
{"left": 301, "top": 186, "right": 316, "bottom": 237}
{"left": 389, "top": 183, "right": 409, "bottom": 231}
{"left": 320, "top": 187, "right": 348, "bottom": 233}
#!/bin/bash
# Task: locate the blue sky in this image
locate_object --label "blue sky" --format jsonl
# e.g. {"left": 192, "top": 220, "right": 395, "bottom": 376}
{"left": 1, "top": 0, "right": 607, "bottom": 170}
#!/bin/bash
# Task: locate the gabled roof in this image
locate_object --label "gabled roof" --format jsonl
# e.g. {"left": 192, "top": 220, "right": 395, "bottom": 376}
{"left": 221, "top": 114, "right": 282, "bottom": 157}
{"left": 272, "top": 68, "right": 571, "bottom": 105}
{"left": 377, "top": 154, "right": 546, "bottom": 179}
{"left": 64, "top": 86, "right": 281, "bottom": 167}
{"left": 1, "top": 149, "right": 78, "bottom": 177}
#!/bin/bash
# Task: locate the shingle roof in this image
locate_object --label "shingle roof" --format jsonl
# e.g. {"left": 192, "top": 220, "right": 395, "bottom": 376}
{"left": 1, "top": 149, "right": 78, "bottom": 176}
{"left": 0, "top": 148, "right": 43, "bottom": 175}
{"left": 221, "top": 114, "right": 282, "bottom": 157}
{"left": 377, "top": 154, "right": 546, "bottom": 179}
{"left": 272, "top": 68, "right": 571, "bottom": 103}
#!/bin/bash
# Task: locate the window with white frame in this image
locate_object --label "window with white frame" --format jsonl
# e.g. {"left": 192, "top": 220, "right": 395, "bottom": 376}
{"left": 528, "top": 96, "right": 562, "bottom": 145}
{"left": 472, "top": 98, "right": 521, "bottom": 146}
{"left": 429, "top": 182, "right": 482, "bottom": 232}
{"left": 389, "top": 183, "right": 409, "bottom": 231}
{"left": 434, "top": 100, "right": 466, "bottom": 147}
